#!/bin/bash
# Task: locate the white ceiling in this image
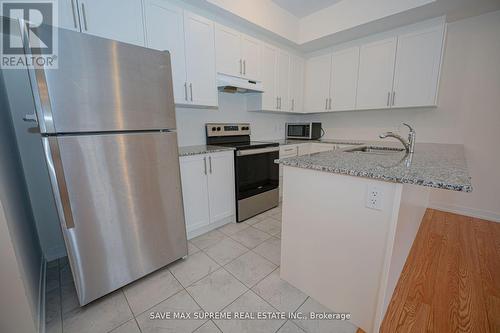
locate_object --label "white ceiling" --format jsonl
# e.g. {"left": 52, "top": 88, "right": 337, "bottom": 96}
{"left": 271, "top": 0, "right": 343, "bottom": 18}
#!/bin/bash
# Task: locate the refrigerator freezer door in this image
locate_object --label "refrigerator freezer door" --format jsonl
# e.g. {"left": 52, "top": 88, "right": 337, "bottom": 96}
{"left": 31, "top": 27, "right": 176, "bottom": 133}
{"left": 43, "top": 131, "right": 187, "bottom": 305}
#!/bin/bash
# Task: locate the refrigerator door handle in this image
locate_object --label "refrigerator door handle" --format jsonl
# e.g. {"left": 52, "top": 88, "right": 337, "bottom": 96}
{"left": 45, "top": 138, "right": 75, "bottom": 229}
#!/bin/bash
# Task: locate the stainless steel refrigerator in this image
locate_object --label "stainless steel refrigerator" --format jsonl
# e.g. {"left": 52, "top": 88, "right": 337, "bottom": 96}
{"left": 23, "top": 26, "right": 188, "bottom": 305}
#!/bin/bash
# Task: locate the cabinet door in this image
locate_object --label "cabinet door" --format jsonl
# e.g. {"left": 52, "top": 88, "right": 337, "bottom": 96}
{"left": 297, "top": 143, "right": 311, "bottom": 156}
{"left": 356, "top": 37, "right": 397, "bottom": 110}
{"left": 289, "top": 55, "right": 304, "bottom": 113}
{"left": 304, "top": 54, "right": 332, "bottom": 113}
{"left": 144, "top": 0, "right": 187, "bottom": 104}
{"left": 207, "top": 152, "right": 235, "bottom": 223}
{"left": 310, "top": 143, "right": 335, "bottom": 154}
{"left": 180, "top": 155, "right": 210, "bottom": 233}
{"left": 260, "top": 44, "right": 278, "bottom": 110}
{"left": 184, "top": 12, "right": 217, "bottom": 107}
{"left": 215, "top": 24, "right": 241, "bottom": 77}
{"left": 57, "top": 0, "right": 80, "bottom": 31}
{"left": 277, "top": 50, "right": 290, "bottom": 111}
{"left": 241, "top": 34, "right": 261, "bottom": 80}
{"left": 331, "top": 47, "right": 359, "bottom": 111}
{"left": 392, "top": 26, "right": 444, "bottom": 107}
{"left": 78, "top": 0, "right": 145, "bottom": 46}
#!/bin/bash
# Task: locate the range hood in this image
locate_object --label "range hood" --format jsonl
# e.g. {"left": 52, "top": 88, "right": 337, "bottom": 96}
{"left": 217, "top": 73, "right": 264, "bottom": 93}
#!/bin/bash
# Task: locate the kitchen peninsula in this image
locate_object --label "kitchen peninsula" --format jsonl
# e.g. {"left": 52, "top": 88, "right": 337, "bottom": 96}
{"left": 276, "top": 142, "right": 472, "bottom": 332}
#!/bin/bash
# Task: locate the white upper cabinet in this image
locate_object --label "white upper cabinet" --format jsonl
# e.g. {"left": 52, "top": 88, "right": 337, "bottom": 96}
{"left": 215, "top": 24, "right": 261, "bottom": 80}
{"left": 240, "top": 35, "right": 261, "bottom": 80}
{"left": 304, "top": 54, "right": 332, "bottom": 113}
{"left": 57, "top": 0, "right": 80, "bottom": 31}
{"left": 77, "top": 0, "right": 145, "bottom": 46}
{"left": 184, "top": 12, "right": 217, "bottom": 107}
{"left": 260, "top": 43, "right": 278, "bottom": 110}
{"left": 392, "top": 25, "right": 444, "bottom": 108}
{"left": 356, "top": 37, "right": 397, "bottom": 110}
{"left": 215, "top": 25, "right": 241, "bottom": 77}
{"left": 144, "top": 0, "right": 187, "bottom": 104}
{"left": 289, "top": 55, "right": 304, "bottom": 113}
{"left": 330, "top": 47, "right": 359, "bottom": 111}
{"left": 276, "top": 50, "right": 290, "bottom": 111}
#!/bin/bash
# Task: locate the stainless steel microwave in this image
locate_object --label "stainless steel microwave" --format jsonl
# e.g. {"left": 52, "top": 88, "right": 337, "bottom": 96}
{"left": 286, "top": 122, "right": 323, "bottom": 140}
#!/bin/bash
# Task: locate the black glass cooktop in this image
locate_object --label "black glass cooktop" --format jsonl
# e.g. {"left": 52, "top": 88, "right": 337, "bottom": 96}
{"left": 215, "top": 141, "right": 279, "bottom": 150}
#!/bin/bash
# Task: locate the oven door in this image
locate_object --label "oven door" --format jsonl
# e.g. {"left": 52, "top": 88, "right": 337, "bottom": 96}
{"left": 287, "top": 124, "right": 310, "bottom": 139}
{"left": 235, "top": 147, "right": 279, "bottom": 200}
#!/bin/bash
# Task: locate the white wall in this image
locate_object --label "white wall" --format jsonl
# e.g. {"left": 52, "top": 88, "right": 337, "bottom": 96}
{"left": 201, "top": 0, "right": 300, "bottom": 43}
{"left": 299, "top": 0, "right": 434, "bottom": 43}
{"left": 175, "top": 92, "right": 301, "bottom": 146}
{"left": 311, "top": 10, "right": 500, "bottom": 221}
{"left": 0, "top": 71, "right": 42, "bottom": 333}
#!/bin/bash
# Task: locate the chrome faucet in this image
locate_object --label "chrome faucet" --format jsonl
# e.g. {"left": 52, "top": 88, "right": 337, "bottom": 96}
{"left": 379, "top": 123, "right": 416, "bottom": 153}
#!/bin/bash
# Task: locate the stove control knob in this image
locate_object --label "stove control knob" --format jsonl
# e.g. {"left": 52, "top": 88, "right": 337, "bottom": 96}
{"left": 211, "top": 127, "right": 216, "bottom": 131}
{"left": 217, "top": 127, "right": 221, "bottom": 131}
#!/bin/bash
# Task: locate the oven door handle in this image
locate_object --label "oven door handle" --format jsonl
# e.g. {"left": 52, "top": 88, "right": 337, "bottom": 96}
{"left": 236, "top": 147, "right": 279, "bottom": 156}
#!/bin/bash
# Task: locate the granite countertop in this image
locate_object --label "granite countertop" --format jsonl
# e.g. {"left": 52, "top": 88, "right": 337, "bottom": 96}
{"left": 273, "top": 138, "right": 366, "bottom": 146}
{"left": 276, "top": 143, "right": 472, "bottom": 192}
{"left": 178, "top": 145, "right": 234, "bottom": 157}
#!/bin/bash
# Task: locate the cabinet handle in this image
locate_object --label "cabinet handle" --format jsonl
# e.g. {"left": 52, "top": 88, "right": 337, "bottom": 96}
{"left": 189, "top": 83, "right": 193, "bottom": 101}
{"left": 209, "top": 156, "right": 212, "bottom": 174}
{"left": 391, "top": 91, "right": 396, "bottom": 106}
{"left": 329, "top": 97, "right": 332, "bottom": 110}
{"left": 279, "top": 97, "right": 282, "bottom": 109}
{"left": 239, "top": 59, "right": 242, "bottom": 75}
{"left": 295, "top": 146, "right": 299, "bottom": 155}
{"left": 81, "top": 2, "right": 88, "bottom": 31}
{"left": 184, "top": 82, "right": 188, "bottom": 101}
{"left": 276, "top": 97, "right": 279, "bottom": 109}
{"left": 325, "top": 98, "right": 328, "bottom": 110}
{"left": 387, "top": 92, "right": 391, "bottom": 106}
{"left": 203, "top": 157, "right": 207, "bottom": 175}
{"left": 70, "top": 0, "right": 78, "bottom": 29}
{"left": 243, "top": 60, "right": 246, "bottom": 75}
{"left": 291, "top": 98, "right": 294, "bottom": 111}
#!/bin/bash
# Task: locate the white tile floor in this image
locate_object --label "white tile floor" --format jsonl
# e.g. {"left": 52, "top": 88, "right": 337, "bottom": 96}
{"left": 45, "top": 205, "right": 358, "bottom": 333}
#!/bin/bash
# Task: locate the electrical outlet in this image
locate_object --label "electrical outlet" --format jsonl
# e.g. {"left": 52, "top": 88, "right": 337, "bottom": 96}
{"left": 365, "top": 185, "right": 383, "bottom": 210}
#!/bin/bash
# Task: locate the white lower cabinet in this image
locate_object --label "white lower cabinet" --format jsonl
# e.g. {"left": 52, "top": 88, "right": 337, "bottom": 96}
{"left": 279, "top": 145, "right": 299, "bottom": 201}
{"left": 180, "top": 151, "right": 235, "bottom": 238}
{"left": 310, "top": 143, "right": 336, "bottom": 154}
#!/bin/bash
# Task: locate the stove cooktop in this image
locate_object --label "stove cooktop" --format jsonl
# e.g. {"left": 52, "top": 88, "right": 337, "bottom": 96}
{"left": 215, "top": 141, "right": 279, "bottom": 150}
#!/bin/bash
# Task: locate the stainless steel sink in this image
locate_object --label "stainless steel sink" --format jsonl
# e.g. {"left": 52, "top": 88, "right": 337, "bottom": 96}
{"left": 344, "top": 146, "right": 406, "bottom": 155}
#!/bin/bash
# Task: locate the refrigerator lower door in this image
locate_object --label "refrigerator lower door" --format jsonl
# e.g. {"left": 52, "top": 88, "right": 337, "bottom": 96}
{"left": 43, "top": 131, "right": 187, "bottom": 305}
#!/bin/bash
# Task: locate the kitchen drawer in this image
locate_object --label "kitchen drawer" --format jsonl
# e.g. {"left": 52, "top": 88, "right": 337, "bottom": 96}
{"left": 279, "top": 145, "right": 299, "bottom": 157}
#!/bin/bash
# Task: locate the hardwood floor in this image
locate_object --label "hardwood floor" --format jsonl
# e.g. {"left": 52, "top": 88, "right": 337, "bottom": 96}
{"left": 381, "top": 209, "right": 500, "bottom": 333}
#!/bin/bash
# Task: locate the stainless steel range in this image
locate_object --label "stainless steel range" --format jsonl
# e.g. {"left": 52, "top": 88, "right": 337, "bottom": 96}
{"left": 206, "top": 123, "right": 279, "bottom": 222}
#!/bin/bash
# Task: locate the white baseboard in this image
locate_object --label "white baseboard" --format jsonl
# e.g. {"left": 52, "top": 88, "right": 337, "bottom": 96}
{"left": 429, "top": 202, "right": 500, "bottom": 223}
{"left": 44, "top": 245, "right": 66, "bottom": 262}
{"left": 187, "top": 215, "right": 235, "bottom": 240}
{"left": 38, "top": 257, "right": 46, "bottom": 333}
